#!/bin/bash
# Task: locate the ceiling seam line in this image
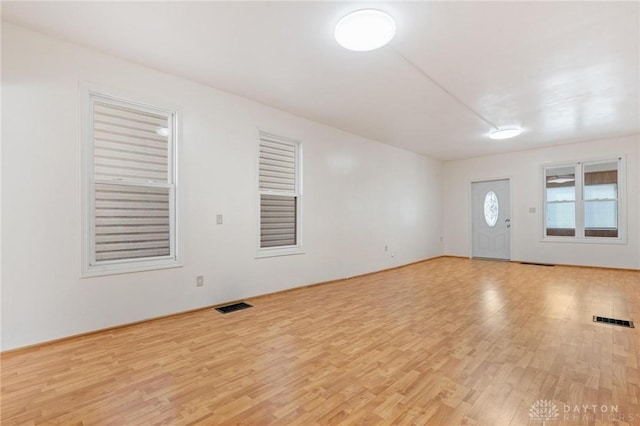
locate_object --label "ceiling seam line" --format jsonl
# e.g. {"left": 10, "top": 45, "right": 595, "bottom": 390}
{"left": 389, "top": 47, "right": 500, "bottom": 131}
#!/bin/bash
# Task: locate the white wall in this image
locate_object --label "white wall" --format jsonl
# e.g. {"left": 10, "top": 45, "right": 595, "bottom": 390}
{"left": 0, "top": 24, "right": 444, "bottom": 351}
{"left": 443, "top": 134, "right": 640, "bottom": 269}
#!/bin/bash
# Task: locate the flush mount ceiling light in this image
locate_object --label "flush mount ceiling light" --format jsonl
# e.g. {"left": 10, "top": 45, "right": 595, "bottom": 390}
{"left": 488, "top": 128, "right": 522, "bottom": 140}
{"left": 335, "top": 9, "right": 396, "bottom": 52}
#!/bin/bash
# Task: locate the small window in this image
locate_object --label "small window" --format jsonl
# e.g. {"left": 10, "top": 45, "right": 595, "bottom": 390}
{"left": 483, "top": 191, "right": 499, "bottom": 227}
{"left": 543, "top": 158, "right": 624, "bottom": 242}
{"left": 258, "top": 132, "right": 302, "bottom": 255}
{"left": 82, "top": 88, "right": 178, "bottom": 275}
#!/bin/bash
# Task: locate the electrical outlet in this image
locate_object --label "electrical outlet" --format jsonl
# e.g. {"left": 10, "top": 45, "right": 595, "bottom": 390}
{"left": 196, "top": 275, "right": 204, "bottom": 287}
{"left": 384, "top": 244, "right": 388, "bottom": 252}
{"left": 216, "top": 214, "right": 223, "bottom": 225}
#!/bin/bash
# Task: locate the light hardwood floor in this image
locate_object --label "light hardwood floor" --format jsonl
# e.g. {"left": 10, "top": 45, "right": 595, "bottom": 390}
{"left": 2, "top": 258, "right": 639, "bottom": 425}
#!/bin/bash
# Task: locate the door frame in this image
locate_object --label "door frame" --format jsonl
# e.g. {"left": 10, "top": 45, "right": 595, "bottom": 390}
{"left": 468, "top": 176, "right": 513, "bottom": 260}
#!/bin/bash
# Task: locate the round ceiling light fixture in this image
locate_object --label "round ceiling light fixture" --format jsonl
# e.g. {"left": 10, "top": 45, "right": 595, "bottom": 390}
{"left": 488, "top": 128, "right": 522, "bottom": 140}
{"left": 334, "top": 9, "right": 396, "bottom": 52}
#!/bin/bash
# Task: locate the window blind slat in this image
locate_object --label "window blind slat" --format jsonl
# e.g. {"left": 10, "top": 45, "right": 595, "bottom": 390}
{"left": 261, "top": 220, "right": 296, "bottom": 225}
{"left": 96, "top": 190, "right": 169, "bottom": 202}
{"left": 261, "top": 235, "right": 296, "bottom": 242}
{"left": 96, "top": 209, "right": 169, "bottom": 218}
{"left": 95, "top": 199, "right": 169, "bottom": 210}
{"left": 260, "top": 158, "right": 295, "bottom": 170}
{"left": 259, "top": 177, "right": 296, "bottom": 189}
{"left": 259, "top": 173, "right": 295, "bottom": 183}
{"left": 261, "top": 229, "right": 296, "bottom": 236}
{"left": 96, "top": 232, "right": 169, "bottom": 243}
{"left": 260, "top": 151, "right": 295, "bottom": 164}
{"left": 259, "top": 180, "right": 295, "bottom": 191}
{"left": 94, "top": 164, "right": 167, "bottom": 180}
{"left": 94, "top": 134, "right": 167, "bottom": 153}
{"left": 261, "top": 207, "right": 296, "bottom": 213}
{"left": 96, "top": 248, "right": 171, "bottom": 261}
{"left": 96, "top": 217, "right": 170, "bottom": 226}
{"left": 259, "top": 169, "right": 295, "bottom": 182}
{"left": 259, "top": 182, "right": 296, "bottom": 192}
{"left": 95, "top": 185, "right": 169, "bottom": 195}
{"left": 261, "top": 239, "right": 294, "bottom": 248}
{"left": 260, "top": 139, "right": 296, "bottom": 152}
{"left": 260, "top": 220, "right": 296, "bottom": 226}
{"left": 261, "top": 211, "right": 296, "bottom": 215}
{"left": 94, "top": 114, "right": 167, "bottom": 135}
{"left": 94, "top": 122, "right": 167, "bottom": 143}
{"left": 96, "top": 240, "right": 170, "bottom": 251}
{"left": 260, "top": 145, "right": 295, "bottom": 158}
{"left": 261, "top": 218, "right": 295, "bottom": 223}
{"left": 94, "top": 183, "right": 170, "bottom": 195}
{"left": 95, "top": 154, "right": 167, "bottom": 168}
{"left": 95, "top": 161, "right": 167, "bottom": 176}
{"left": 259, "top": 163, "right": 295, "bottom": 174}
{"left": 96, "top": 225, "right": 169, "bottom": 234}
{"left": 94, "top": 166, "right": 167, "bottom": 182}
{"left": 94, "top": 103, "right": 167, "bottom": 126}
{"left": 257, "top": 222, "right": 294, "bottom": 228}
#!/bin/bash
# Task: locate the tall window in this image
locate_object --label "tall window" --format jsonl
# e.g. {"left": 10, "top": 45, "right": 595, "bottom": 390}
{"left": 258, "top": 132, "right": 302, "bottom": 254}
{"left": 583, "top": 161, "right": 618, "bottom": 238}
{"left": 544, "top": 159, "right": 622, "bottom": 241}
{"left": 545, "top": 165, "right": 577, "bottom": 236}
{"left": 83, "top": 88, "right": 178, "bottom": 275}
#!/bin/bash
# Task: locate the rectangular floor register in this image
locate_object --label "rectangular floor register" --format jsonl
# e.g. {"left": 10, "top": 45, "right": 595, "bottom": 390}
{"left": 215, "top": 302, "right": 253, "bottom": 314}
{"left": 593, "top": 315, "right": 634, "bottom": 328}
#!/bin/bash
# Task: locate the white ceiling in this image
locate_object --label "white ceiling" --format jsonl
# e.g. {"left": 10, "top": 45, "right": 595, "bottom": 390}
{"left": 2, "top": 1, "right": 639, "bottom": 160}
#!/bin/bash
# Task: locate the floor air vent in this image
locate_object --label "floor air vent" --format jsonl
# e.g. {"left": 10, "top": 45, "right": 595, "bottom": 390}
{"left": 216, "top": 302, "right": 253, "bottom": 314}
{"left": 593, "top": 316, "right": 634, "bottom": 328}
{"left": 520, "top": 262, "right": 555, "bottom": 267}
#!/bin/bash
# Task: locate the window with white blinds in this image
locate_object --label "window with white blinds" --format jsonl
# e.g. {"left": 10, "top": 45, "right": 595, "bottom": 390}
{"left": 83, "top": 89, "right": 178, "bottom": 275}
{"left": 258, "top": 133, "right": 301, "bottom": 251}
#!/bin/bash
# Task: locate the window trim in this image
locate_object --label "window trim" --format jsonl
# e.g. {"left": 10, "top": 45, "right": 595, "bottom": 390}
{"left": 256, "top": 130, "right": 304, "bottom": 258}
{"left": 541, "top": 156, "right": 626, "bottom": 244}
{"left": 81, "top": 83, "right": 181, "bottom": 277}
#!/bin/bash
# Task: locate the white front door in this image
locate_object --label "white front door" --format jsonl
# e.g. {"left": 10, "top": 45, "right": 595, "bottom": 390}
{"left": 471, "top": 179, "right": 511, "bottom": 260}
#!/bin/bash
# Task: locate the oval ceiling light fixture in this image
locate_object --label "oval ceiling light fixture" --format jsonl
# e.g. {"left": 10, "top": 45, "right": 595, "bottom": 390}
{"left": 335, "top": 9, "right": 396, "bottom": 52}
{"left": 488, "top": 128, "right": 522, "bottom": 140}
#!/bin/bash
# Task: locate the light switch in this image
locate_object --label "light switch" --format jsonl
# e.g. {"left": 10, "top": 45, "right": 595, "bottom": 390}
{"left": 529, "top": 207, "right": 536, "bottom": 213}
{"left": 216, "top": 214, "right": 223, "bottom": 225}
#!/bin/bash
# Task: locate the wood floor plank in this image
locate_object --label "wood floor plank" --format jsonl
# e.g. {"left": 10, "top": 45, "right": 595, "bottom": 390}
{"left": 1, "top": 258, "right": 638, "bottom": 425}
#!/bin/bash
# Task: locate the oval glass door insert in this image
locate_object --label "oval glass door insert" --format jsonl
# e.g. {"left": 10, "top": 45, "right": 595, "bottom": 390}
{"left": 484, "top": 191, "right": 499, "bottom": 227}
